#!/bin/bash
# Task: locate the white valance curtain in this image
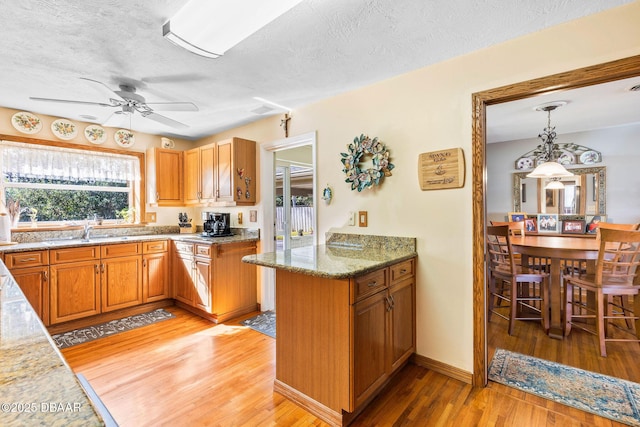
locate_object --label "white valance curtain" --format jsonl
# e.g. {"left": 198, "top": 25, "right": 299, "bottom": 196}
{"left": 0, "top": 141, "right": 140, "bottom": 182}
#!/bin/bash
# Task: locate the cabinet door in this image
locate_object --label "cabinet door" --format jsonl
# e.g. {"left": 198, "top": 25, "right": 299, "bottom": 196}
{"left": 184, "top": 147, "right": 201, "bottom": 204}
{"left": 50, "top": 260, "right": 101, "bottom": 324}
{"left": 143, "top": 252, "right": 170, "bottom": 302}
{"left": 193, "top": 257, "right": 212, "bottom": 312}
{"left": 212, "top": 242, "right": 257, "bottom": 316}
{"left": 353, "top": 290, "right": 389, "bottom": 409}
{"left": 101, "top": 255, "right": 143, "bottom": 312}
{"left": 216, "top": 139, "right": 233, "bottom": 201}
{"left": 172, "top": 251, "right": 194, "bottom": 305}
{"left": 11, "top": 266, "right": 49, "bottom": 326}
{"left": 200, "top": 144, "right": 216, "bottom": 202}
{"left": 153, "top": 148, "right": 184, "bottom": 206}
{"left": 388, "top": 277, "right": 415, "bottom": 373}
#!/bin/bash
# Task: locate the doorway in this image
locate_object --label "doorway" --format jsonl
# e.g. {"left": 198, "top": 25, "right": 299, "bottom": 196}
{"left": 472, "top": 55, "right": 640, "bottom": 387}
{"left": 260, "top": 132, "right": 317, "bottom": 310}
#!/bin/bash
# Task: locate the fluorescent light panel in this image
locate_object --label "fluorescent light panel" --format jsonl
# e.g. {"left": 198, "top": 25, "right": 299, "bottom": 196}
{"left": 163, "top": 0, "right": 303, "bottom": 58}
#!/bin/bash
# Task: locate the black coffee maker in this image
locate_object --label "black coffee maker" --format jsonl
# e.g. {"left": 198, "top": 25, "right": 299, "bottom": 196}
{"left": 203, "top": 212, "right": 231, "bottom": 237}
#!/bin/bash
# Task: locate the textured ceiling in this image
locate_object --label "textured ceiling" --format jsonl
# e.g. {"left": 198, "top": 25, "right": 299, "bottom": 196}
{"left": 0, "top": 0, "right": 635, "bottom": 140}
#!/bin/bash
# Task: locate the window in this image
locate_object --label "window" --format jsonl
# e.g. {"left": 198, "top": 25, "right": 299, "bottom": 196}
{"left": 1, "top": 140, "right": 142, "bottom": 225}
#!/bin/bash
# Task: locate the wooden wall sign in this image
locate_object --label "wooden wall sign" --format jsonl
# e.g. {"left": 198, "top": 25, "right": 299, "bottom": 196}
{"left": 418, "top": 147, "right": 465, "bottom": 190}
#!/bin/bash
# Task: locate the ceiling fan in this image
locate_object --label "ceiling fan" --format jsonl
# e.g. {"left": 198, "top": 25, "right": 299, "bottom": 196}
{"left": 29, "top": 77, "right": 198, "bottom": 129}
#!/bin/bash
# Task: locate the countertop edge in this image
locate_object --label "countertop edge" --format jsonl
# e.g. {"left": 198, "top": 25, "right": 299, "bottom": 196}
{"left": 243, "top": 252, "right": 417, "bottom": 279}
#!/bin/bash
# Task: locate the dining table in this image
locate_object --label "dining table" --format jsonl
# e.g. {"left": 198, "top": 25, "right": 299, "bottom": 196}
{"left": 510, "top": 234, "right": 600, "bottom": 339}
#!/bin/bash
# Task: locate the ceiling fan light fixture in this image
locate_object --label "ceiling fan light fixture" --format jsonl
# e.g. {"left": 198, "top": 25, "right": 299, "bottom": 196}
{"left": 163, "top": 0, "right": 303, "bottom": 58}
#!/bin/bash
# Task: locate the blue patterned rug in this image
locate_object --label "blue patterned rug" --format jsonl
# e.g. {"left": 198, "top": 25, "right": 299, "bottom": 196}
{"left": 241, "top": 311, "right": 275, "bottom": 338}
{"left": 51, "top": 309, "right": 175, "bottom": 349}
{"left": 489, "top": 348, "right": 640, "bottom": 426}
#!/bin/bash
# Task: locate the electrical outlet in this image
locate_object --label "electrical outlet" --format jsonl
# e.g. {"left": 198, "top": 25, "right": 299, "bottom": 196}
{"left": 348, "top": 211, "right": 356, "bottom": 226}
{"left": 145, "top": 212, "right": 156, "bottom": 223}
{"left": 358, "top": 211, "right": 368, "bottom": 227}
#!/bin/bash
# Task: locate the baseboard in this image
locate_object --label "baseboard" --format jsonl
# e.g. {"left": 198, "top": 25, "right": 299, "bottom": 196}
{"left": 47, "top": 300, "right": 174, "bottom": 335}
{"left": 274, "top": 379, "right": 343, "bottom": 427}
{"left": 411, "top": 353, "right": 473, "bottom": 384}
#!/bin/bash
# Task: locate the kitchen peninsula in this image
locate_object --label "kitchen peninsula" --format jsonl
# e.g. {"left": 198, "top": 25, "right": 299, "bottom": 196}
{"left": 242, "top": 233, "right": 417, "bottom": 426}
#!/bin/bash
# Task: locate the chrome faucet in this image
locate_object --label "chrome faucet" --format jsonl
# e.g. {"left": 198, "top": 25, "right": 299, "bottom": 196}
{"left": 82, "top": 223, "right": 93, "bottom": 241}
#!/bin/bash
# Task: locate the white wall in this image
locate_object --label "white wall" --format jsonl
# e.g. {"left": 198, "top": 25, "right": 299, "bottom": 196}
{"left": 205, "top": 2, "right": 640, "bottom": 373}
{"left": 487, "top": 123, "right": 640, "bottom": 223}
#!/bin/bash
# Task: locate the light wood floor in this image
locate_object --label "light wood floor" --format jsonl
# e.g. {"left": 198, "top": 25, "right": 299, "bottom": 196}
{"left": 60, "top": 306, "right": 629, "bottom": 426}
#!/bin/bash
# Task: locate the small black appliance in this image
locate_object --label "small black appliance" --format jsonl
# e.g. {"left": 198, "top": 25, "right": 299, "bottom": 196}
{"left": 203, "top": 212, "right": 231, "bottom": 237}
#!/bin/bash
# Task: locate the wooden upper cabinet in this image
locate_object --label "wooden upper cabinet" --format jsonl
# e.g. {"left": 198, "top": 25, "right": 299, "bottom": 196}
{"left": 184, "top": 143, "right": 216, "bottom": 205}
{"left": 215, "top": 137, "right": 256, "bottom": 205}
{"left": 147, "top": 147, "right": 184, "bottom": 206}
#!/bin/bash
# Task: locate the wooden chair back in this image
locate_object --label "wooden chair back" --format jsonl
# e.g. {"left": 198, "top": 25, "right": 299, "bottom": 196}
{"left": 595, "top": 228, "right": 640, "bottom": 286}
{"left": 491, "top": 221, "right": 525, "bottom": 236}
{"left": 487, "top": 225, "right": 516, "bottom": 274}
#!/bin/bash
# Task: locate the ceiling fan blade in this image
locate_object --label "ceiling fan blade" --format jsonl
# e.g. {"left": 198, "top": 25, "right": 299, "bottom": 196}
{"left": 141, "top": 111, "right": 189, "bottom": 128}
{"left": 144, "top": 102, "right": 199, "bottom": 112}
{"left": 29, "top": 96, "right": 114, "bottom": 107}
{"left": 79, "top": 77, "right": 125, "bottom": 100}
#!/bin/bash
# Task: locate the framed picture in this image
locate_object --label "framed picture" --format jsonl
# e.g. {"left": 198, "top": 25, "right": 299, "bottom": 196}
{"left": 545, "top": 189, "right": 556, "bottom": 208}
{"left": 508, "top": 212, "right": 526, "bottom": 222}
{"left": 585, "top": 215, "right": 606, "bottom": 234}
{"left": 524, "top": 217, "right": 537, "bottom": 233}
{"left": 562, "top": 219, "right": 586, "bottom": 234}
{"left": 537, "top": 214, "right": 559, "bottom": 233}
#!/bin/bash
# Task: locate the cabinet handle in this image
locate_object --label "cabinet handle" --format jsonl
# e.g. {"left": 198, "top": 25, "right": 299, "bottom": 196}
{"left": 389, "top": 294, "right": 395, "bottom": 307}
{"left": 95, "top": 264, "right": 100, "bottom": 274}
{"left": 367, "top": 281, "right": 378, "bottom": 287}
{"left": 385, "top": 296, "right": 393, "bottom": 311}
{"left": 19, "top": 257, "right": 37, "bottom": 263}
{"left": 143, "top": 259, "right": 147, "bottom": 268}
{"left": 101, "top": 263, "right": 105, "bottom": 273}
{"left": 400, "top": 268, "right": 407, "bottom": 274}
{"left": 156, "top": 192, "right": 160, "bottom": 200}
{"left": 42, "top": 270, "right": 48, "bottom": 281}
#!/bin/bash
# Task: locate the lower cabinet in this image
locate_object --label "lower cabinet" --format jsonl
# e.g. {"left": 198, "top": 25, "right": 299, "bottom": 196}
{"left": 50, "top": 250, "right": 101, "bottom": 324}
{"left": 274, "top": 257, "right": 416, "bottom": 425}
{"left": 171, "top": 240, "right": 257, "bottom": 322}
{"left": 142, "top": 241, "right": 170, "bottom": 302}
{"left": 9, "top": 265, "right": 50, "bottom": 326}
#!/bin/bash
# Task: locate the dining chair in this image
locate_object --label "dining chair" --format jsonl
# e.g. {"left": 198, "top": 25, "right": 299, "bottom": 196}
{"left": 487, "top": 225, "right": 549, "bottom": 335}
{"left": 563, "top": 228, "right": 640, "bottom": 357}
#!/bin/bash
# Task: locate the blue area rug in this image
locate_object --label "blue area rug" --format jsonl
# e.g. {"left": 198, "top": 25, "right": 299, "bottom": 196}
{"left": 241, "top": 311, "right": 275, "bottom": 338}
{"left": 51, "top": 308, "right": 175, "bottom": 349}
{"left": 489, "top": 348, "right": 640, "bottom": 426}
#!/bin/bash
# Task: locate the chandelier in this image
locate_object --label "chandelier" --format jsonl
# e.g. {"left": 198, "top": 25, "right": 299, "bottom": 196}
{"left": 526, "top": 102, "right": 573, "bottom": 186}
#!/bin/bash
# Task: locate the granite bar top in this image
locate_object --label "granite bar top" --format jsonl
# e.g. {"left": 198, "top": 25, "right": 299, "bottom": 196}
{"left": 0, "top": 263, "right": 105, "bottom": 426}
{"left": 0, "top": 229, "right": 260, "bottom": 253}
{"left": 242, "top": 233, "right": 416, "bottom": 279}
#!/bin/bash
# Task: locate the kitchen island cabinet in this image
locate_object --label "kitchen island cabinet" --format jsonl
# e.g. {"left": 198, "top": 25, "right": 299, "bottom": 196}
{"left": 242, "top": 234, "right": 416, "bottom": 426}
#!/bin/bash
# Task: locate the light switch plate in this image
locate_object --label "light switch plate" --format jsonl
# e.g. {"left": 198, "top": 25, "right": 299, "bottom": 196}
{"left": 358, "top": 211, "right": 368, "bottom": 227}
{"left": 348, "top": 211, "right": 356, "bottom": 226}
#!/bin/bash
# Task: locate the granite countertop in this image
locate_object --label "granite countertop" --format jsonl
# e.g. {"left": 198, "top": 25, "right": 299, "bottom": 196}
{"left": 0, "top": 230, "right": 260, "bottom": 253}
{"left": 0, "top": 263, "right": 105, "bottom": 426}
{"left": 242, "top": 233, "right": 416, "bottom": 279}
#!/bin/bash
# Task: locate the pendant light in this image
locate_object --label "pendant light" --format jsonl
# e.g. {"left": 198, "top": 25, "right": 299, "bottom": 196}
{"left": 527, "top": 102, "right": 573, "bottom": 187}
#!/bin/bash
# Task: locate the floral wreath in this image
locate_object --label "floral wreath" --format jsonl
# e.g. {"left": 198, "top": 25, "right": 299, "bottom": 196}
{"left": 341, "top": 134, "right": 394, "bottom": 192}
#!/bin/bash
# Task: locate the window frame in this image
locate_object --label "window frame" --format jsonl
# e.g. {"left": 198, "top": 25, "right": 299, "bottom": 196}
{"left": 0, "top": 133, "right": 146, "bottom": 228}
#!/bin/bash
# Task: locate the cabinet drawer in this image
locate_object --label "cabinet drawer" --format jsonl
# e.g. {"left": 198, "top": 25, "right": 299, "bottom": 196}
{"left": 195, "top": 244, "right": 212, "bottom": 257}
{"left": 5, "top": 250, "right": 49, "bottom": 269}
{"left": 174, "top": 241, "right": 194, "bottom": 254}
{"left": 51, "top": 246, "right": 100, "bottom": 264}
{"left": 353, "top": 268, "right": 387, "bottom": 302}
{"left": 143, "top": 240, "right": 168, "bottom": 254}
{"left": 390, "top": 259, "right": 414, "bottom": 284}
{"left": 101, "top": 242, "right": 142, "bottom": 258}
